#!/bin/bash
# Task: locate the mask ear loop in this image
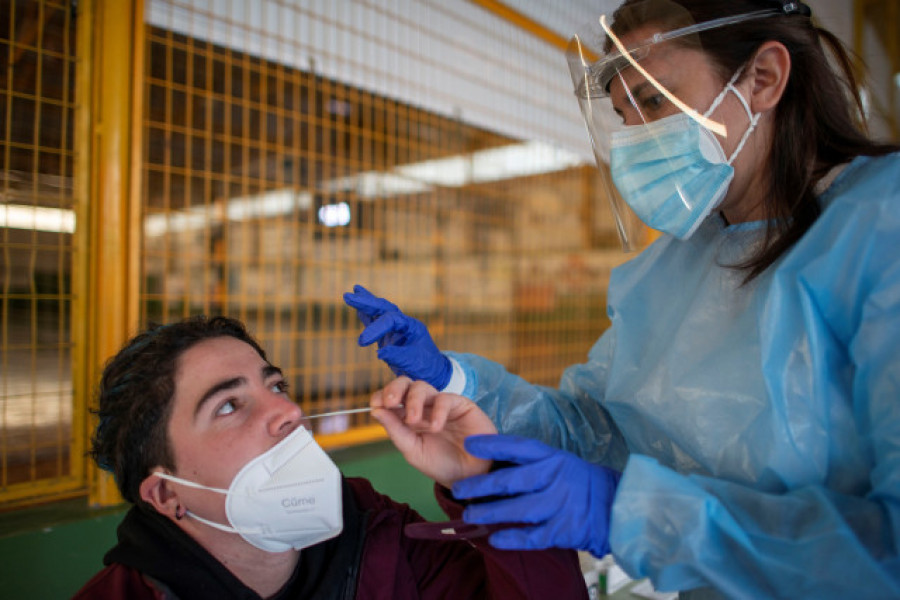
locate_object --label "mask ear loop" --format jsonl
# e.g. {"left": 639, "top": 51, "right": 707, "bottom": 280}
{"left": 153, "top": 470, "right": 229, "bottom": 494}
{"left": 702, "top": 67, "right": 762, "bottom": 165}
{"left": 152, "top": 471, "right": 265, "bottom": 535}
{"left": 726, "top": 94, "right": 761, "bottom": 166}
{"left": 703, "top": 67, "right": 744, "bottom": 118}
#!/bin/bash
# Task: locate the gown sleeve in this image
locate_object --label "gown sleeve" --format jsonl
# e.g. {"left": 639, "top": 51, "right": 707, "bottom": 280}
{"left": 446, "top": 327, "right": 630, "bottom": 471}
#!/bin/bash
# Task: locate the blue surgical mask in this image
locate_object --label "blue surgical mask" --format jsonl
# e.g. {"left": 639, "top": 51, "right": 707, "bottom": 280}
{"left": 609, "top": 69, "right": 760, "bottom": 239}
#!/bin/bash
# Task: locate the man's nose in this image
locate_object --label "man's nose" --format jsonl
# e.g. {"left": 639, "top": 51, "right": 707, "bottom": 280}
{"left": 266, "top": 392, "right": 303, "bottom": 437}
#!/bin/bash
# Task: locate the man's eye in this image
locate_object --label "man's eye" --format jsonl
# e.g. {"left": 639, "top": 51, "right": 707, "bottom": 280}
{"left": 216, "top": 399, "right": 237, "bottom": 416}
{"left": 271, "top": 380, "right": 290, "bottom": 395}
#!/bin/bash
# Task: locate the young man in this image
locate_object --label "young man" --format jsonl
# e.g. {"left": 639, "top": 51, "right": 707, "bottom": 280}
{"left": 73, "top": 316, "right": 587, "bottom": 599}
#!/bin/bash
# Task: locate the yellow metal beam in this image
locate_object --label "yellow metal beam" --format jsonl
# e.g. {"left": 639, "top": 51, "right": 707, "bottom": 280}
{"left": 466, "top": 0, "right": 571, "bottom": 52}
{"left": 83, "top": 0, "right": 145, "bottom": 507}
{"left": 316, "top": 425, "right": 390, "bottom": 451}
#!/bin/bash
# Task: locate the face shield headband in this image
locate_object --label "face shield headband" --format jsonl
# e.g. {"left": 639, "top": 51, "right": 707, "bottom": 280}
{"left": 577, "top": 8, "right": 789, "bottom": 104}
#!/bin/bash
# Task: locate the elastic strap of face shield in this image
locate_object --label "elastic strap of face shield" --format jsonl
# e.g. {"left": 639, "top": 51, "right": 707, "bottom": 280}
{"left": 582, "top": 4, "right": 804, "bottom": 101}
{"left": 773, "top": 2, "right": 812, "bottom": 17}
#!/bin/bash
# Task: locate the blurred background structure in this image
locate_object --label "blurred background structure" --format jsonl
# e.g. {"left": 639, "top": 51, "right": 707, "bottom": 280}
{"left": 0, "top": 0, "right": 896, "bottom": 538}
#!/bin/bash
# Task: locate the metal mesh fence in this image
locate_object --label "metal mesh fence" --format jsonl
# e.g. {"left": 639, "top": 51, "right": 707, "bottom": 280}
{"left": 138, "top": 0, "right": 623, "bottom": 441}
{"left": 0, "top": 0, "right": 79, "bottom": 504}
{"left": 1, "top": 0, "right": 630, "bottom": 507}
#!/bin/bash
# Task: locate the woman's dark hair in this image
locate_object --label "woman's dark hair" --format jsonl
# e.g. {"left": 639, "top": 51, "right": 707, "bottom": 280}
{"left": 90, "top": 315, "right": 268, "bottom": 506}
{"left": 610, "top": 0, "right": 899, "bottom": 281}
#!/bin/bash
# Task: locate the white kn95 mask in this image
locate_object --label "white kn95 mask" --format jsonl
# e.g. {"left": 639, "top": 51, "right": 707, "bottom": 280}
{"left": 154, "top": 425, "right": 343, "bottom": 553}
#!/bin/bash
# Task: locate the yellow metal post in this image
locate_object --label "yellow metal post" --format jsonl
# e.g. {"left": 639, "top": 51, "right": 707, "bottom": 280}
{"left": 854, "top": 0, "right": 899, "bottom": 141}
{"left": 71, "top": 0, "right": 95, "bottom": 504}
{"left": 886, "top": 0, "right": 898, "bottom": 141}
{"left": 853, "top": 0, "right": 873, "bottom": 107}
{"left": 80, "top": 0, "right": 144, "bottom": 507}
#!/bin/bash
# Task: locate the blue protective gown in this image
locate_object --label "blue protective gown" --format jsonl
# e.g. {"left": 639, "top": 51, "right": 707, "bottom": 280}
{"left": 447, "top": 152, "right": 900, "bottom": 599}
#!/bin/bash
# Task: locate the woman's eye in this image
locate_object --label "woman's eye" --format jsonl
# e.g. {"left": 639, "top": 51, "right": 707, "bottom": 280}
{"left": 641, "top": 93, "right": 664, "bottom": 111}
{"left": 216, "top": 399, "right": 237, "bottom": 417}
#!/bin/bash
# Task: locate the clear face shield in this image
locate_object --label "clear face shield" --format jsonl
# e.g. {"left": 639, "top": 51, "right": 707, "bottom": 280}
{"left": 566, "top": 0, "right": 782, "bottom": 250}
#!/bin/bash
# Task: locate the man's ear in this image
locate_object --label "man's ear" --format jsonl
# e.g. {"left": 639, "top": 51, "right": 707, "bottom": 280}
{"left": 745, "top": 40, "right": 791, "bottom": 113}
{"left": 139, "top": 468, "right": 180, "bottom": 519}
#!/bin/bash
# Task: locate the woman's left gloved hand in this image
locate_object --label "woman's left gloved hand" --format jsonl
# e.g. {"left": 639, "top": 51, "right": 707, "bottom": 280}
{"left": 452, "top": 434, "right": 621, "bottom": 558}
{"left": 343, "top": 284, "right": 452, "bottom": 389}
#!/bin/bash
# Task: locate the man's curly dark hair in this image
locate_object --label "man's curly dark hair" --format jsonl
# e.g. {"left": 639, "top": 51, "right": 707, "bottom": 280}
{"left": 90, "top": 315, "right": 267, "bottom": 506}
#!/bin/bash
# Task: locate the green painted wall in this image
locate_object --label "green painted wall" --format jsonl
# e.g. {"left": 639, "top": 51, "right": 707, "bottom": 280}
{"left": 0, "top": 441, "right": 441, "bottom": 600}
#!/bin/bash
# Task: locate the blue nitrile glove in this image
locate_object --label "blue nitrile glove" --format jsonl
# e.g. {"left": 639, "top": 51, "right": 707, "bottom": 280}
{"left": 343, "top": 284, "right": 452, "bottom": 389}
{"left": 453, "top": 434, "right": 621, "bottom": 558}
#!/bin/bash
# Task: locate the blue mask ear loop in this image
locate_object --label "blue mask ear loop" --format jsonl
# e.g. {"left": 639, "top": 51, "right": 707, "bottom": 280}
{"left": 702, "top": 67, "right": 762, "bottom": 165}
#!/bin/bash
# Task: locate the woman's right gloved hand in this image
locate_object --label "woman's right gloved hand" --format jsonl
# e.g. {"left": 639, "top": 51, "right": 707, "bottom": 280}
{"left": 343, "top": 285, "right": 452, "bottom": 389}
